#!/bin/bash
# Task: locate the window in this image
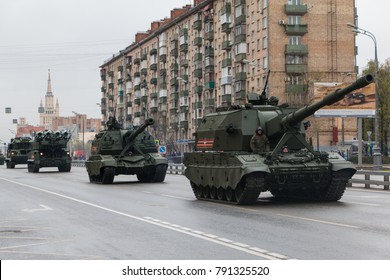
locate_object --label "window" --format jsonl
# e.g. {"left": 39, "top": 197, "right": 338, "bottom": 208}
{"left": 262, "top": 16, "right": 267, "bottom": 29}
{"left": 288, "top": 16, "right": 301, "bottom": 25}
{"left": 262, "top": 36, "right": 268, "bottom": 49}
{"left": 288, "top": 0, "right": 301, "bottom": 5}
{"left": 289, "top": 36, "right": 302, "bottom": 45}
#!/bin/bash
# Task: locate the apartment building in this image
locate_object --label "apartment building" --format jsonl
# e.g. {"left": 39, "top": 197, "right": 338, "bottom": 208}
{"left": 99, "top": 0, "right": 356, "bottom": 152}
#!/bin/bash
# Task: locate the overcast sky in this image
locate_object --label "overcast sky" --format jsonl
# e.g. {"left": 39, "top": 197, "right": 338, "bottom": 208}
{"left": 0, "top": 0, "right": 387, "bottom": 143}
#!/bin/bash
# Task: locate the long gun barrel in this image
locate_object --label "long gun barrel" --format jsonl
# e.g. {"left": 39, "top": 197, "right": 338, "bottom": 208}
{"left": 281, "top": 74, "right": 374, "bottom": 127}
{"left": 119, "top": 118, "right": 155, "bottom": 157}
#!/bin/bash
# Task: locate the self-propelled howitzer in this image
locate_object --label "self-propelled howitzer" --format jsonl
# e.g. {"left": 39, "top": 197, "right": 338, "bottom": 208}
{"left": 85, "top": 118, "right": 168, "bottom": 184}
{"left": 183, "top": 74, "right": 373, "bottom": 205}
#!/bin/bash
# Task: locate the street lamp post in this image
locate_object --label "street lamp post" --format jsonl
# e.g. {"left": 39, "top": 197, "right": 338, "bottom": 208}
{"left": 347, "top": 23, "right": 380, "bottom": 151}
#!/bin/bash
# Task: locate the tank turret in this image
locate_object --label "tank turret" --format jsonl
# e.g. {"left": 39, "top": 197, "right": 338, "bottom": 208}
{"left": 184, "top": 74, "right": 374, "bottom": 205}
{"left": 85, "top": 117, "right": 168, "bottom": 184}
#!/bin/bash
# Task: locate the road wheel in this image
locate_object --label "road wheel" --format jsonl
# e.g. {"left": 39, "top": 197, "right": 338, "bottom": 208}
{"left": 101, "top": 167, "right": 114, "bottom": 184}
{"left": 217, "top": 187, "right": 225, "bottom": 201}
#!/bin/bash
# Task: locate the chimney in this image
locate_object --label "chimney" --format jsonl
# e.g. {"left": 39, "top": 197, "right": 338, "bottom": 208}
{"left": 135, "top": 32, "right": 149, "bottom": 43}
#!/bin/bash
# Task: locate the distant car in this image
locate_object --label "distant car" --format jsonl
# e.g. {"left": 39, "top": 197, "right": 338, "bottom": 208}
{"left": 344, "top": 92, "right": 366, "bottom": 105}
{"left": 0, "top": 153, "right": 5, "bottom": 165}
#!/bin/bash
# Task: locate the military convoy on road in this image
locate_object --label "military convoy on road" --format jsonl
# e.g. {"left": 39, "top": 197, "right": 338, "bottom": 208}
{"left": 85, "top": 117, "right": 168, "bottom": 184}
{"left": 1, "top": 74, "right": 374, "bottom": 207}
{"left": 183, "top": 74, "right": 373, "bottom": 205}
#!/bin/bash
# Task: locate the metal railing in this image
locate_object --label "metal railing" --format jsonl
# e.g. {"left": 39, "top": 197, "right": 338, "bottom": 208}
{"left": 348, "top": 170, "right": 390, "bottom": 190}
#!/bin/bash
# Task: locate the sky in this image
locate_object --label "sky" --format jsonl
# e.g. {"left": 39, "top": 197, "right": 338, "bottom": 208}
{"left": 0, "top": 0, "right": 388, "bottom": 144}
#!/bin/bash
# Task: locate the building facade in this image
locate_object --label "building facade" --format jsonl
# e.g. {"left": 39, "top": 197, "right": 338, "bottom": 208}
{"left": 39, "top": 69, "right": 60, "bottom": 130}
{"left": 99, "top": 0, "right": 357, "bottom": 153}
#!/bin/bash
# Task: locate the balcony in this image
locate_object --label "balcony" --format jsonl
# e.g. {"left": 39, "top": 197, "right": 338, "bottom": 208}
{"left": 234, "top": 0, "right": 246, "bottom": 6}
{"left": 194, "top": 53, "right": 203, "bottom": 61}
{"left": 170, "top": 63, "right": 179, "bottom": 72}
{"left": 194, "top": 86, "right": 203, "bottom": 95}
{"left": 221, "top": 75, "right": 233, "bottom": 85}
{"left": 286, "top": 84, "right": 308, "bottom": 93}
{"left": 205, "top": 99, "right": 215, "bottom": 108}
{"left": 150, "top": 48, "right": 158, "bottom": 55}
{"left": 193, "top": 19, "right": 202, "bottom": 30}
{"left": 285, "top": 4, "right": 308, "bottom": 15}
{"left": 235, "top": 53, "right": 247, "bottom": 62}
{"left": 235, "top": 72, "right": 247, "bottom": 81}
{"left": 170, "top": 78, "right": 178, "bottom": 87}
{"left": 180, "top": 121, "right": 189, "bottom": 129}
{"left": 222, "top": 94, "right": 232, "bottom": 103}
{"left": 204, "top": 81, "right": 215, "bottom": 90}
{"left": 285, "top": 44, "right": 308, "bottom": 55}
{"left": 193, "top": 37, "right": 202, "bottom": 46}
{"left": 194, "top": 69, "right": 203, "bottom": 78}
{"left": 160, "top": 69, "right": 167, "bottom": 77}
{"left": 285, "top": 64, "right": 308, "bottom": 73}
{"left": 150, "top": 77, "right": 158, "bottom": 85}
{"left": 205, "top": 65, "right": 214, "bottom": 74}
{"left": 235, "top": 34, "right": 246, "bottom": 44}
{"left": 150, "top": 63, "right": 157, "bottom": 71}
{"left": 235, "top": 15, "right": 246, "bottom": 25}
{"left": 141, "top": 53, "right": 147, "bottom": 61}
{"left": 221, "top": 2, "right": 231, "bottom": 14}
{"left": 205, "top": 31, "right": 214, "bottom": 41}
{"left": 222, "top": 40, "right": 232, "bottom": 50}
{"left": 170, "top": 48, "right": 178, "bottom": 57}
{"left": 180, "top": 43, "right": 188, "bottom": 53}
{"left": 222, "top": 58, "right": 232, "bottom": 68}
{"left": 141, "top": 68, "right": 147, "bottom": 76}
{"left": 134, "top": 58, "right": 141, "bottom": 65}
{"left": 205, "top": 47, "right": 214, "bottom": 57}
{"left": 285, "top": 24, "right": 308, "bottom": 35}
{"left": 159, "top": 54, "right": 167, "bottom": 63}
{"left": 180, "top": 59, "right": 189, "bottom": 67}
{"left": 151, "top": 92, "right": 158, "bottom": 99}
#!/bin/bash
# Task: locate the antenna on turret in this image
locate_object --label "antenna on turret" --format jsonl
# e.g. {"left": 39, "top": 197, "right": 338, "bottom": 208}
{"left": 259, "top": 70, "right": 271, "bottom": 104}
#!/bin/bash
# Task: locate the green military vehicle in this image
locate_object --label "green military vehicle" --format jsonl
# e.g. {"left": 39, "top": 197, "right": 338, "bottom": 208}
{"left": 5, "top": 137, "right": 32, "bottom": 168}
{"left": 27, "top": 130, "right": 72, "bottom": 173}
{"left": 183, "top": 74, "right": 373, "bottom": 205}
{"left": 85, "top": 117, "right": 168, "bottom": 184}
{"left": 0, "top": 152, "right": 5, "bottom": 165}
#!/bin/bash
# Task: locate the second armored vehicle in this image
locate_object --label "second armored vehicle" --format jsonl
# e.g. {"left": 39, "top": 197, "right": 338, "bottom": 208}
{"left": 183, "top": 74, "right": 373, "bottom": 205}
{"left": 85, "top": 117, "right": 168, "bottom": 184}
{"left": 27, "top": 130, "right": 72, "bottom": 173}
{"left": 5, "top": 137, "right": 32, "bottom": 168}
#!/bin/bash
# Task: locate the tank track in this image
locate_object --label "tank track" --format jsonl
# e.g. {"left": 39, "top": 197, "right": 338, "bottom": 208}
{"left": 319, "top": 170, "right": 350, "bottom": 201}
{"left": 270, "top": 170, "right": 350, "bottom": 201}
{"left": 190, "top": 172, "right": 264, "bottom": 205}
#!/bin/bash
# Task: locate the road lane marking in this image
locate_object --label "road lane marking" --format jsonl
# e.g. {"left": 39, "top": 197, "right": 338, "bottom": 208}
{"left": 143, "top": 217, "right": 291, "bottom": 260}
{"left": 276, "top": 213, "right": 359, "bottom": 229}
{"left": 22, "top": 204, "right": 53, "bottom": 213}
{"left": 343, "top": 201, "right": 380, "bottom": 207}
{"left": 0, "top": 176, "right": 291, "bottom": 259}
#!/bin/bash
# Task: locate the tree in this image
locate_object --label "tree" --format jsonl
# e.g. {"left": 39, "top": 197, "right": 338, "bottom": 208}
{"left": 363, "top": 60, "right": 390, "bottom": 156}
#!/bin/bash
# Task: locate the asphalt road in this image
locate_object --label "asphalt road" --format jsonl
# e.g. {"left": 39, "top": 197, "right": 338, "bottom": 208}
{"left": 1, "top": 165, "right": 389, "bottom": 260}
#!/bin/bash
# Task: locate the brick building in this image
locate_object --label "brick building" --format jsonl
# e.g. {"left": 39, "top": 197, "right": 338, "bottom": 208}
{"left": 99, "top": 0, "right": 357, "bottom": 152}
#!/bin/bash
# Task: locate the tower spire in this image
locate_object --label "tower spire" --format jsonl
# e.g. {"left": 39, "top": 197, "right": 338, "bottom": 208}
{"left": 47, "top": 69, "right": 52, "bottom": 95}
